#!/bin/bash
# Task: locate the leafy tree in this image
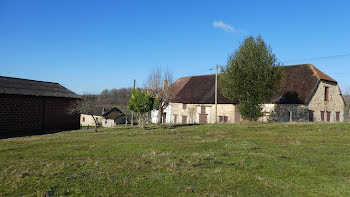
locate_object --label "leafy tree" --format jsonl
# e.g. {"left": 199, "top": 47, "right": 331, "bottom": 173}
{"left": 127, "top": 88, "right": 158, "bottom": 129}
{"left": 220, "top": 35, "right": 284, "bottom": 121}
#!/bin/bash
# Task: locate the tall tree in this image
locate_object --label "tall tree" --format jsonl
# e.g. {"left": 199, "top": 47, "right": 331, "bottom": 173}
{"left": 144, "top": 67, "right": 174, "bottom": 124}
{"left": 220, "top": 35, "right": 284, "bottom": 121}
{"left": 127, "top": 88, "right": 158, "bottom": 129}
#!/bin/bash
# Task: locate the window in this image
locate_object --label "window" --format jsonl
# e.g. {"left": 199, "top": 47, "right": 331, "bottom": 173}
{"left": 321, "top": 111, "right": 325, "bottom": 121}
{"left": 309, "top": 110, "right": 314, "bottom": 122}
{"left": 327, "top": 111, "right": 331, "bottom": 122}
{"left": 219, "top": 116, "right": 228, "bottom": 123}
{"left": 82, "top": 117, "right": 85, "bottom": 122}
{"left": 336, "top": 112, "right": 340, "bottom": 122}
{"left": 183, "top": 104, "right": 187, "bottom": 110}
{"left": 324, "top": 87, "right": 329, "bottom": 101}
{"left": 105, "top": 120, "right": 107, "bottom": 124}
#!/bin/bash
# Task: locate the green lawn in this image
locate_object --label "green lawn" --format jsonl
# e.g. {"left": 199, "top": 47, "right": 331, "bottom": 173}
{"left": 1, "top": 123, "right": 350, "bottom": 196}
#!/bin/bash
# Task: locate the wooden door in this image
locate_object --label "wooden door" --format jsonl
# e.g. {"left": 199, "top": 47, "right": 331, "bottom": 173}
{"left": 199, "top": 106, "right": 207, "bottom": 124}
{"left": 182, "top": 116, "right": 187, "bottom": 124}
{"left": 162, "top": 113, "right": 166, "bottom": 123}
{"left": 336, "top": 112, "right": 340, "bottom": 122}
{"left": 199, "top": 114, "right": 207, "bottom": 124}
{"left": 327, "top": 111, "right": 331, "bottom": 122}
{"left": 309, "top": 110, "right": 314, "bottom": 122}
{"left": 174, "top": 115, "right": 177, "bottom": 124}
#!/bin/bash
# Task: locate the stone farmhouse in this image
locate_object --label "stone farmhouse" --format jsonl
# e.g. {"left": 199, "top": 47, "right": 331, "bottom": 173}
{"left": 152, "top": 64, "right": 345, "bottom": 124}
{"left": 0, "top": 76, "right": 81, "bottom": 136}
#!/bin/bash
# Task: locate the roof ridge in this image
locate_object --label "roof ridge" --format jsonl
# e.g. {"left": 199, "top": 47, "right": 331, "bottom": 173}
{"left": 307, "top": 64, "right": 337, "bottom": 83}
{"left": 0, "top": 76, "right": 59, "bottom": 84}
{"left": 308, "top": 64, "right": 320, "bottom": 79}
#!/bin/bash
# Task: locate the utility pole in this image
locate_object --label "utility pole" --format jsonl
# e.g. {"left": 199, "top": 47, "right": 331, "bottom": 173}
{"left": 215, "top": 65, "right": 218, "bottom": 124}
{"left": 131, "top": 79, "right": 135, "bottom": 126}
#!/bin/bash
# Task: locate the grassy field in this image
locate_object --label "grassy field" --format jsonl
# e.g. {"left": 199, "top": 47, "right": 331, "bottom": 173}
{"left": 1, "top": 123, "right": 350, "bottom": 196}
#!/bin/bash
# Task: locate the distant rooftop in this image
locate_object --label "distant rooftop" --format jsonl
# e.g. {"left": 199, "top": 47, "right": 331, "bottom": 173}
{"left": 0, "top": 76, "right": 81, "bottom": 99}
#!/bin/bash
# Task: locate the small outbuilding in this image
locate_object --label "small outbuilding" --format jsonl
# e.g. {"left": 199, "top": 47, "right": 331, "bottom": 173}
{"left": 0, "top": 76, "right": 81, "bottom": 136}
{"left": 102, "top": 107, "right": 126, "bottom": 127}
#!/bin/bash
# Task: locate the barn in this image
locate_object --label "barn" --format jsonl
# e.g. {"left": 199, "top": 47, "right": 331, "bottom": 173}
{"left": 0, "top": 76, "right": 81, "bottom": 136}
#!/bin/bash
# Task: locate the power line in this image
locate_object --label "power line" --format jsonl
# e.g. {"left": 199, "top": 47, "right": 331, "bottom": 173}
{"left": 191, "top": 67, "right": 216, "bottom": 76}
{"left": 285, "top": 53, "right": 350, "bottom": 63}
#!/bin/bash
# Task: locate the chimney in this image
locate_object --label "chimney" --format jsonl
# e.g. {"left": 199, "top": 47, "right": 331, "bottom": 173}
{"left": 162, "top": 80, "right": 169, "bottom": 91}
{"left": 102, "top": 108, "right": 105, "bottom": 115}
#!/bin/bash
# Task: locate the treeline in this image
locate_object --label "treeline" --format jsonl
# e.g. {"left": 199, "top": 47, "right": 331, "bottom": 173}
{"left": 98, "top": 88, "right": 133, "bottom": 106}
{"left": 81, "top": 88, "right": 133, "bottom": 116}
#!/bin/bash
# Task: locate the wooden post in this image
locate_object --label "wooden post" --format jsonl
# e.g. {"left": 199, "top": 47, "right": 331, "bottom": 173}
{"left": 131, "top": 79, "right": 135, "bottom": 126}
{"left": 215, "top": 65, "right": 218, "bottom": 124}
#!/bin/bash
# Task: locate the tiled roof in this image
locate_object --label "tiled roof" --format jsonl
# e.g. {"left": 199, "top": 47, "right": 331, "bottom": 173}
{"left": 170, "top": 64, "right": 337, "bottom": 104}
{"left": 171, "top": 74, "right": 235, "bottom": 104}
{"left": 0, "top": 76, "right": 81, "bottom": 99}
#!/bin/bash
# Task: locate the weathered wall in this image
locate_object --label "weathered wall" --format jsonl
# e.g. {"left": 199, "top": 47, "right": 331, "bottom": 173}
{"left": 170, "top": 103, "right": 238, "bottom": 124}
{"left": 259, "top": 104, "right": 309, "bottom": 122}
{"left": 307, "top": 81, "right": 345, "bottom": 122}
{"left": 80, "top": 114, "right": 103, "bottom": 126}
{"left": 0, "top": 94, "right": 80, "bottom": 135}
{"left": 150, "top": 105, "right": 172, "bottom": 124}
{"left": 101, "top": 118, "right": 115, "bottom": 127}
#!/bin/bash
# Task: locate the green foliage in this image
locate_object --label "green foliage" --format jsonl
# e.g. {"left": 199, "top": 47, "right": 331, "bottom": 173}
{"left": 238, "top": 99, "right": 263, "bottom": 120}
{"left": 127, "top": 88, "right": 157, "bottom": 114}
{"left": 153, "top": 96, "right": 160, "bottom": 110}
{"left": 220, "top": 35, "right": 284, "bottom": 121}
{"left": 127, "top": 88, "right": 158, "bottom": 128}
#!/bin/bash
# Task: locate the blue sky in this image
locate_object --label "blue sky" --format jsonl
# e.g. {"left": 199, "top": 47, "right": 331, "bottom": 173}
{"left": 1, "top": 0, "right": 350, "bottom": 94}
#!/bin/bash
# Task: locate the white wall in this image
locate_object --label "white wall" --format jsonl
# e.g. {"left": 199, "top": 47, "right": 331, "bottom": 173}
{"left": 102, "top": 118, "right": 115, "bottom": 127}
{"left": 80, "top": 114, "right": 103, "bottom": 126}
{"left": 150, "top": 105, "right": 172, "bottom": 124}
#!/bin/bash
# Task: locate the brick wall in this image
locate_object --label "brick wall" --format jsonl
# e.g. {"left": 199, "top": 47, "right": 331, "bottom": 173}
{"left": 0, "top": 94, "right": 80, "bottom": 135}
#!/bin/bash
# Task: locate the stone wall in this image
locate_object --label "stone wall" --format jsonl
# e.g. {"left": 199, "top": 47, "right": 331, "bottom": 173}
{"left": 259, "top": 104, "right": 309, "bottom": 122}
{"left": 307, "top": 81, "right": 345, "bottom": 122}
{"left": 170, "top": 103, "right": 239, "bottom": 124}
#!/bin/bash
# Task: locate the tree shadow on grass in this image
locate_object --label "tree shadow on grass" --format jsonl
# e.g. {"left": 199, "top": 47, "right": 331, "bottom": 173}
{"left": 0, "top": 129, "right": 74, "bottom": 139}
{"left": 162, "top": 124, "right": 199, "bottom": 130}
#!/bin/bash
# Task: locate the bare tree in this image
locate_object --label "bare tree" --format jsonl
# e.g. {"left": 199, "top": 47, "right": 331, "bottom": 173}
{"left": 70, "top": 94, "right": 102, "bottom": 132}
{"left": 145, "top": 67, "right": 174, "bottom": 124}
